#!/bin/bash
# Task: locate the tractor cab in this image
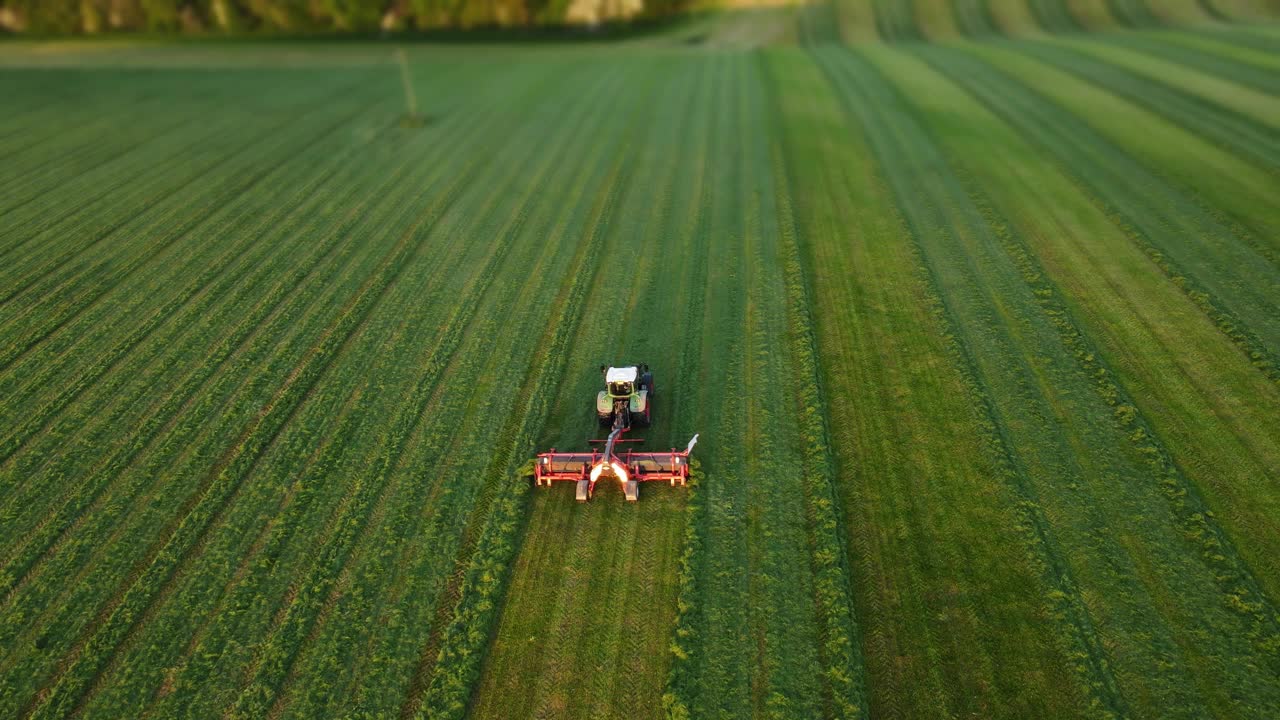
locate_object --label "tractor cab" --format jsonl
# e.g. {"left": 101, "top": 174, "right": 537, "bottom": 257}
{"left": 598, "top": 364, "right": 652, "bottom": 428}
{"left": 605, "top": 366, "right": 638, "bottom": 398}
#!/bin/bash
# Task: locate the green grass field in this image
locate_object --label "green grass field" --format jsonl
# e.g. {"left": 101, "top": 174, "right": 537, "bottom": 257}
{"left": 1, "top": 4, "right": 1279, "bottom": 718}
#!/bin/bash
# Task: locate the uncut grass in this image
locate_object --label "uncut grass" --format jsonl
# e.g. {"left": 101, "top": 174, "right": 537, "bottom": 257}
{"left": 874, "top": 43, "right": 1280, "bottom": 715}
{"left": 57, "top": 62, "right": 588, "bottom": 719}
{"left": 0, "top": 72, "right": 368, "bottom": 280}
{"left": 789, "top": 46, "right": 1092, "bottom": 719}
{"left": 0, "top": 60, "right": 565, "bottom": 712}
{"left": 468, "top": 57, "right": 706, "bottom": 720}
{"left": 263, "top": 61, "right": 660, "bottom": 720}
{"left": 124, "top": 57, "right": 634, "bottom": 717}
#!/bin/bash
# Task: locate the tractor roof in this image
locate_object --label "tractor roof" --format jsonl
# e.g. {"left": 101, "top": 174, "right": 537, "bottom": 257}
{"left": 605, "top": 366, "right": 638, "bottom": 383}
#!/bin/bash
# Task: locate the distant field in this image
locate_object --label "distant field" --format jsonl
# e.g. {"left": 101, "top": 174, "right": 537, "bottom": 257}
{"left": 1, "top": 7, "right": 1279, "bottom": 719}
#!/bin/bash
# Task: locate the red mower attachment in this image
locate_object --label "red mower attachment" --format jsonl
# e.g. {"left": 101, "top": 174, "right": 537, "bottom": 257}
{"left": 534, "top": 433, "right": 698, "bottom": 502}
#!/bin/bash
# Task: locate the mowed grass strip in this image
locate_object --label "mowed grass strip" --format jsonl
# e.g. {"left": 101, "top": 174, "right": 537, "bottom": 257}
{"left": 973, "top": 37, "right": 1280, "bottom": 253}
{"left": 812, "top": 44, "right": 1120, "bottom": 719}
{"left": 1015, "top": 37, "right": 1280, "bottom": 172}
{"left": 1097, "top": 31, "right": 1280, "bottom": 96}
{"left": 1061, "top": 35, "right": 1280, "bottom": 129}
{"left": 773, "top": 44, "right": 1094, "bottom": 719}
{"left": 892, "top": 42, "right": 1280, "bottom": 714}
{"left": 962, "top": 40, "right": 1280, "bottom": 370}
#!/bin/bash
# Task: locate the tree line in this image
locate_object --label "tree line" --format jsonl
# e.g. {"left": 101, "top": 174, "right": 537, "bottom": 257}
{"left": 0, "top": 0, "right": 694, "bottom": 34}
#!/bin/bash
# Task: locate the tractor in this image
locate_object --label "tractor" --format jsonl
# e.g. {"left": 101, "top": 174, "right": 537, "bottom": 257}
{"left": 533, "top": 364, "right": 697, "bottom": 502}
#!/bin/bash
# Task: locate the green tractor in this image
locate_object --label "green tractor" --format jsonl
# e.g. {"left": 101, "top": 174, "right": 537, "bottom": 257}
{"left": 597, "top": 364, "right": 652, "bottom": 430}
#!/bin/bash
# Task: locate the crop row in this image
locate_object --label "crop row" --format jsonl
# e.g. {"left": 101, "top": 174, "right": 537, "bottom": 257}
{"left": 0, "top": 116, "right": 402, "bottom": 679}
{"left": 0, "top": 78, "right": 377, "bottom": 387}
{"left": 0, "top": 73, "right": 371, "bottom": 305}
{"left": 970, "top": 41, "right": 1280, "bottom": 375}
{"left": 18, "top": 144, "right": 438, "bottom": 720}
